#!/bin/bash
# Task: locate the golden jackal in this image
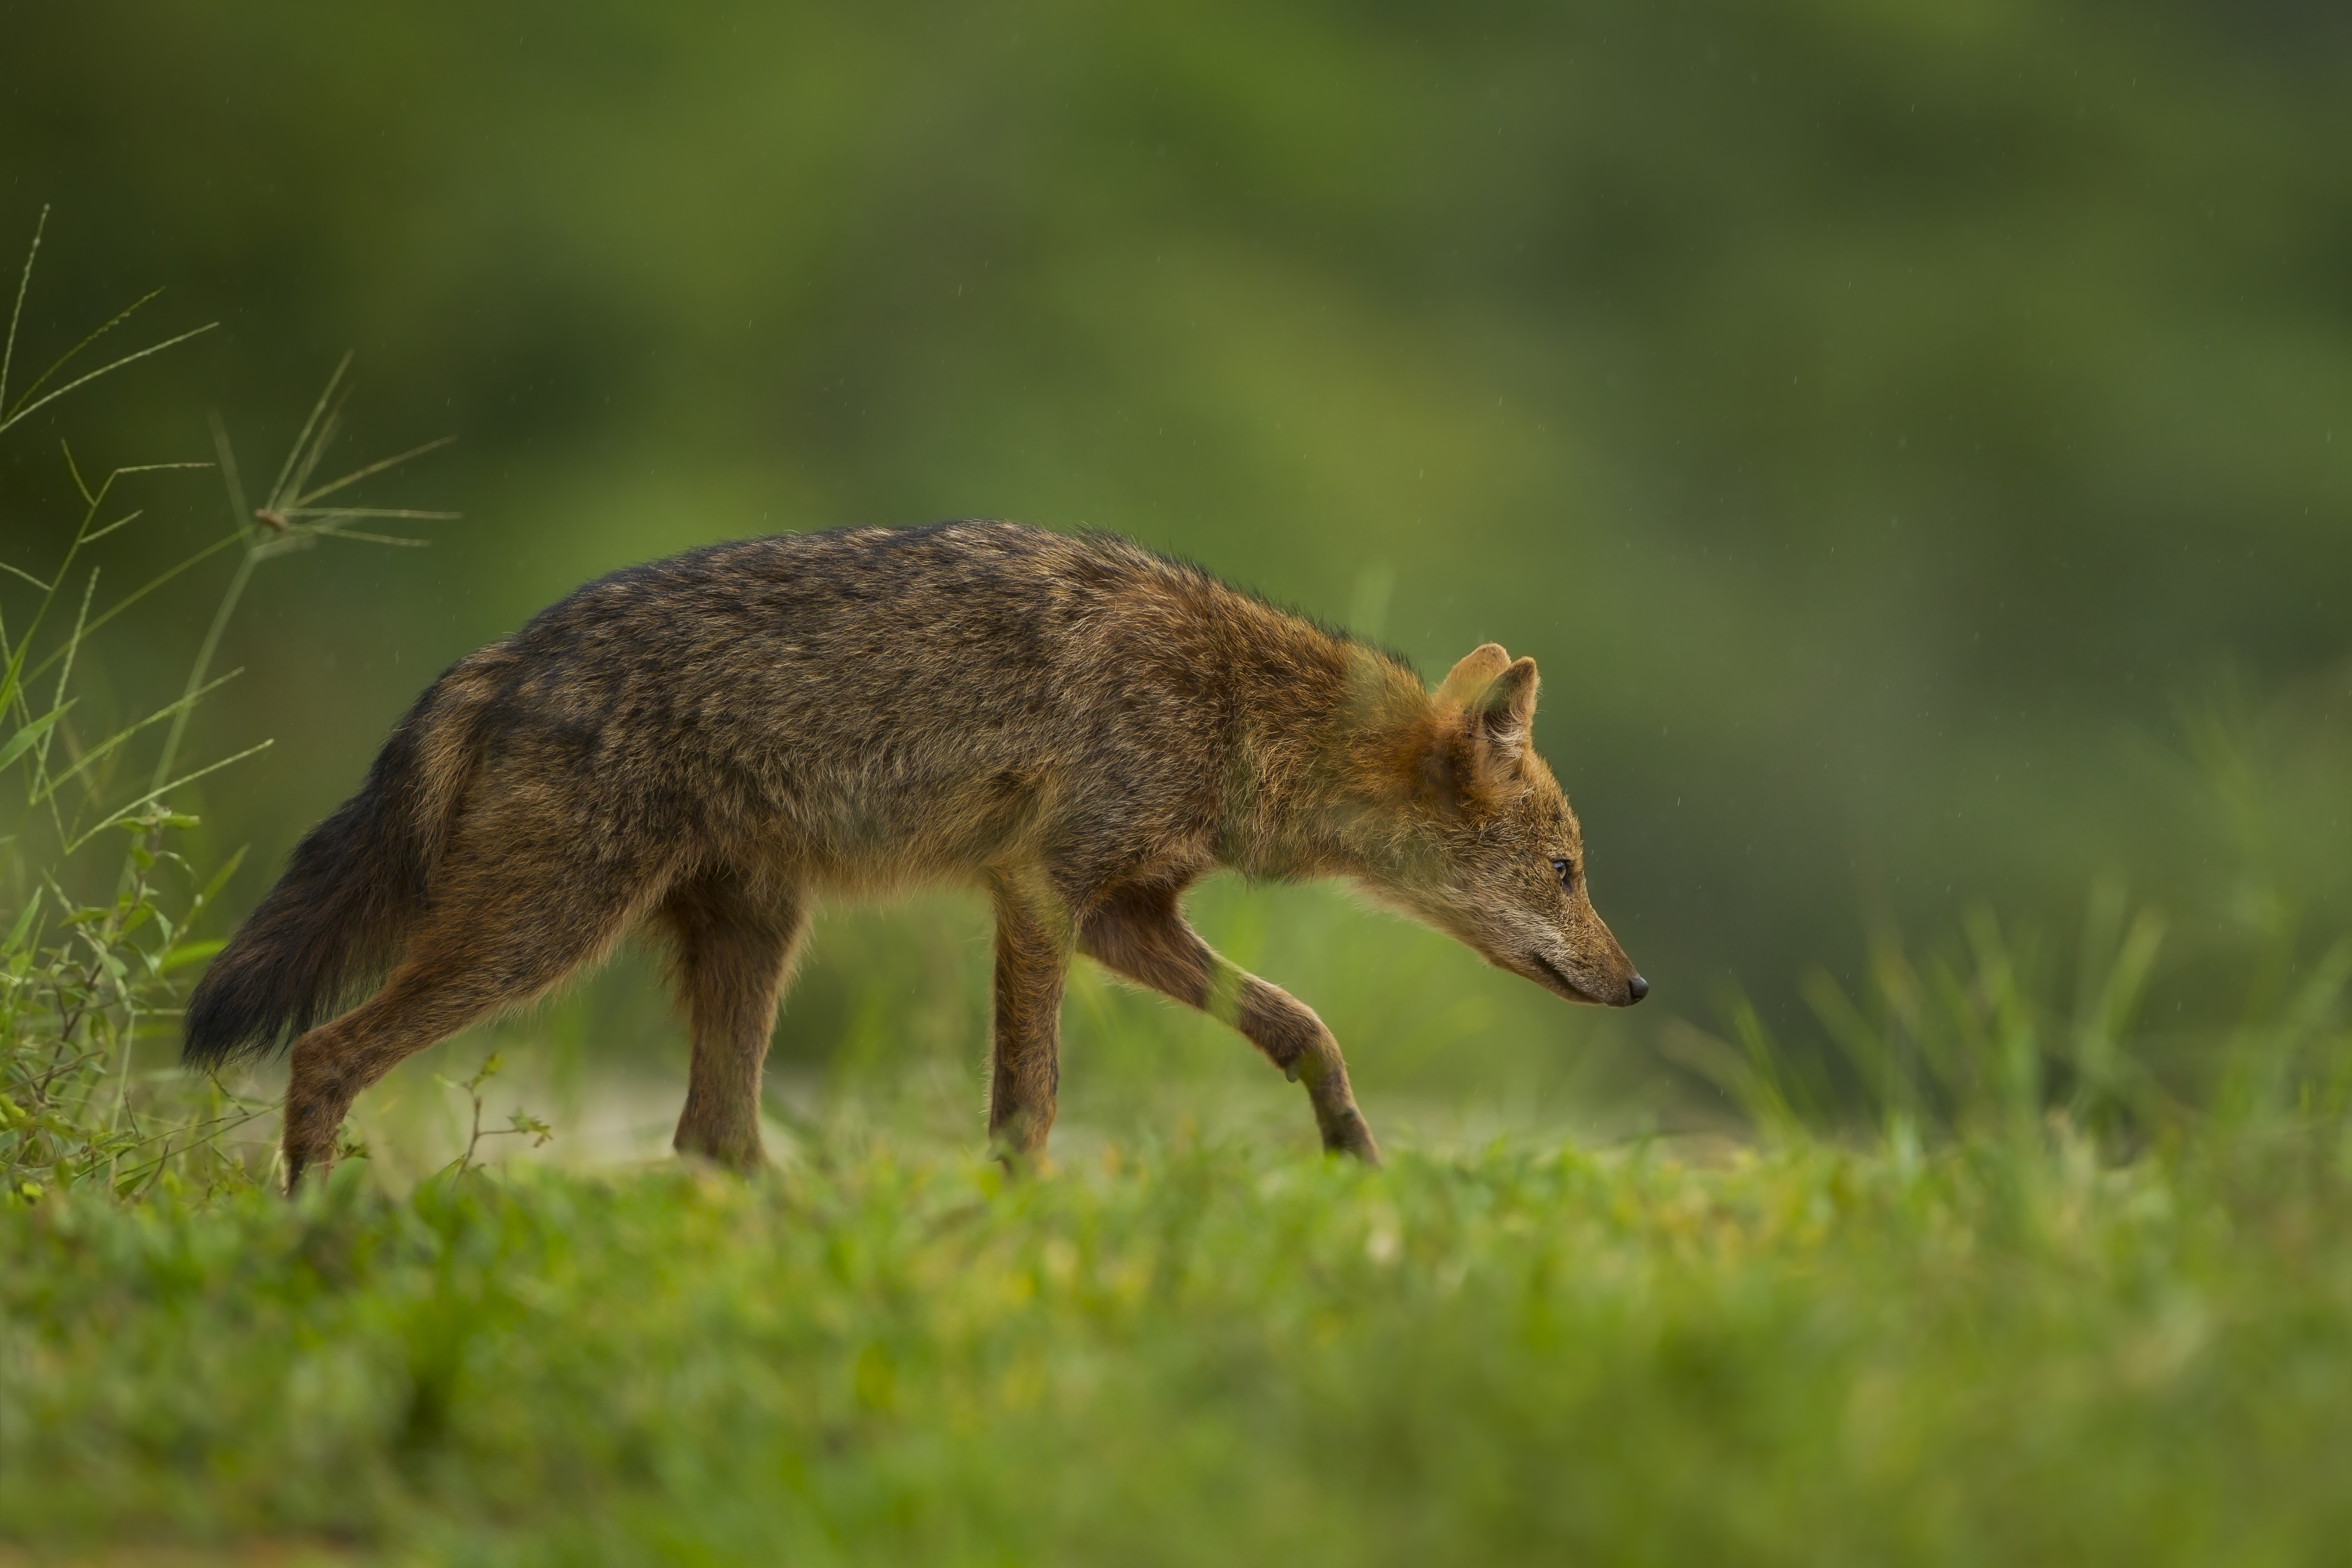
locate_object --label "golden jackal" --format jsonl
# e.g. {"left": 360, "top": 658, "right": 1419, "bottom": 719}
{"left": 184, "top": 522, "right": 1644, "bottom": 1183}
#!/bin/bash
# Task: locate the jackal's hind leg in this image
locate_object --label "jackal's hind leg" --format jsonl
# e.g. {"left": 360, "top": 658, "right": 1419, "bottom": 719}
{"left": 659, "top": 871, "right": 806, "bottom": 1171}
{"left": 1078, "top": 884, "right": 1380, "bottom": 1164}
{"left": 986, "top": 867, "right": 1074, "bottom": 1166}
{"left": 281, "top": 847, "right": 650, "bottom": 1188}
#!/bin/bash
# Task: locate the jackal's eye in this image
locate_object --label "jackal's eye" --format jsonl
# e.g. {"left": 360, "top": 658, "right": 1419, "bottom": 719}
{"left": 1551, "top": 857, "right": 1575, "bottom": 888}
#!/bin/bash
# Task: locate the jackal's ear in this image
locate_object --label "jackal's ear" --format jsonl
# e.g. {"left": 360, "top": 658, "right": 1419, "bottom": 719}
{"left": 1473, "top": 656, "right": 1539, "bottom": 763}
{"left": 1436, "top": 644, "right": 1514, "bottom": 710}
{"left": 1424, "top": 650, "right": 1539, "bottom": 810}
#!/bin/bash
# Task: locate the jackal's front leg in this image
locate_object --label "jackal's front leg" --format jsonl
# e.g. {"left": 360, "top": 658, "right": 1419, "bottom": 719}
{"left": 661, "top": 873, "right": 808, "bottom": 1173}
{"left": 1079, "top": 885, "right": 1380, "bottom": 1164}
{"left": 986, "top": 868, "right": 1073, "bottom": 1166}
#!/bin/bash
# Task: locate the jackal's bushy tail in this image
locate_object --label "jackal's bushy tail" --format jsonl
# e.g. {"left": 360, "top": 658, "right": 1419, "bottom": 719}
{"left": 182, "top": 658, "right": 500, "bottom": 1068}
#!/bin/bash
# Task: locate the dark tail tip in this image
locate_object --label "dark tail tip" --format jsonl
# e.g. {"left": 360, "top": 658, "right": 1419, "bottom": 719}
{"left": 181, "top": 942, "right": 311, "bottom": 1069}
{"left": 179, "top": 789, "right": 405, "bottom": 1070}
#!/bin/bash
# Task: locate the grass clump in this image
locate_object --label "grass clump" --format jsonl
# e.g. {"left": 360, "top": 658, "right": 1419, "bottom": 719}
{"left": 1, "top": 208, "right": 447, "bottom": 1202}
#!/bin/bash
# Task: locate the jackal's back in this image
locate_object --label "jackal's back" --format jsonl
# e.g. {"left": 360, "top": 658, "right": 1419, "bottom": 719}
{"left": 469, "top": 522, "right": 1363, "bottom": 887}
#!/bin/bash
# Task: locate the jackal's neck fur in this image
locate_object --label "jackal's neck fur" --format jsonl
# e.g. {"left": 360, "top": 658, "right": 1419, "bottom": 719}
{"left": 1209, "top": 632, "right": 1434, "bottom": 884}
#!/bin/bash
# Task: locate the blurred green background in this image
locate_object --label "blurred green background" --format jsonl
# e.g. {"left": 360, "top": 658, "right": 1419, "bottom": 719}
{"left": 4, "top": 0, "right": 2348, "bottom": 1152}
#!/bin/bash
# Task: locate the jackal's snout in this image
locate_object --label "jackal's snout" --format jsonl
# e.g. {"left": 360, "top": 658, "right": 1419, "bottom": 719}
{"left": 1396, "top": 642, "right": 1650, "bottom": 1013}
{"left": 1524, "top": 918, "right": 1645, "bottom": 1008}
{"left": 1573, "top": 919, "right": 1647, "bottom": 1008}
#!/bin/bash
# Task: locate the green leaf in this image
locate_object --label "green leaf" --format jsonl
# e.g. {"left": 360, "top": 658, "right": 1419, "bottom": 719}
{"left": 191, "top": 844, "right": 249, "bottom": 914}
{"left": 160, "top": 938, "right": 226, "bottom": 973}
{"left": 0, "top": 701, "right": 73, "bottom": 771}
{"left": 3, "top": 887, "right": 41, "bottom": 953}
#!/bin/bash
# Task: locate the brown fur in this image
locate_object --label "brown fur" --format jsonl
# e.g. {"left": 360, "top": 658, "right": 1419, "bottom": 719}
{"left": 182, "top": 522, "right": 1643, "bottom": 1185}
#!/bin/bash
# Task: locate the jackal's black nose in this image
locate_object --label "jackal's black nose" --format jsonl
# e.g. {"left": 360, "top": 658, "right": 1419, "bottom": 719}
{"left": 1627, "top": 974, "right": 1650, "bottom": 1004}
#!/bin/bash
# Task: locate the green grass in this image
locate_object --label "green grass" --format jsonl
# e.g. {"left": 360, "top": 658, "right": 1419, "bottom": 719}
{"left": 10, "top": 210, "right": 2352, "bottom": 1567}
{"left": 8, "top": 1119, "right": 2352, "bottom": 1565}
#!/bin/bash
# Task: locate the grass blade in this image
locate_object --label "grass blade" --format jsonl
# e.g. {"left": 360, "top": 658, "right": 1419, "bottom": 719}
{"left": 291, "top": 434, "right": 457, "bottom": 507}
{"left": 17, "top": 532, "right": 246, "bottom": 691}
{"left": 262, "top": 351, "right": 351, "bottom": 510}
{"left": 3, "top": 287, "right": 160, "bottom": 418}
{"left": 0, "top": 701, "right": 74, "bottom": 773}
{"left": 304, "top": 528, "right": 430, "bottom": 548}
{"left": 33, "top": 671, "right": 240, "bottom": 804}
{"left": 283, "top": 404, "right": 347, "bottom": 511}
{"left": 0, "top": 205, "right": 44, "bottom": 414}
{"left": 0, "top": 321, "right": 218, "bottom": 437}
{"left": 282, "top": 506, "right": 461, "bottom": 521}
{"left": 209, "top": 412, "right": 251, "bottom": 522}
{"left": 80, "top": 510, "right": 144, "bottom": 546}
{"left": 3, "top": 885, "right": 43, "bottom": 952}
{"left": 34, "top": 569, "right": 103, "bottom": 815}
{"left": 149, "top": 543, "right": 258, "bottom": 794}
{"left": 68, "top": 740, "right": 272, "bottom": 853}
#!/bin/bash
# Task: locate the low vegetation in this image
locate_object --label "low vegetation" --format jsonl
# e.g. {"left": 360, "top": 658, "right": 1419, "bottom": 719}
{"left": 6, "top": 225, "right": 2350, "bottom": 1565}
{"left": 2, "top": 213, "right": 445, "bottom": 1205}
{"left": 7, "top": 1117, "right": 2352, "bottom": 1565}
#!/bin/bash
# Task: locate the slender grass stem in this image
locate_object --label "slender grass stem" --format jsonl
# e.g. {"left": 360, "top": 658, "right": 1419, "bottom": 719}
{"left": 0, "top": 205, "right": 45, "bottom": 416}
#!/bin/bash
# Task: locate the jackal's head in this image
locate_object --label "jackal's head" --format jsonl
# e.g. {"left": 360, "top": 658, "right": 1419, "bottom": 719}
{"left": 1356, "top": 643, "right": 1646, "bottom": 1008}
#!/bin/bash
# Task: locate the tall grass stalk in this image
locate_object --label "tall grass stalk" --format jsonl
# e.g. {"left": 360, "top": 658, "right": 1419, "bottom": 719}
{"left": 0, "top": 211, "right": 447, "bottom": 1201}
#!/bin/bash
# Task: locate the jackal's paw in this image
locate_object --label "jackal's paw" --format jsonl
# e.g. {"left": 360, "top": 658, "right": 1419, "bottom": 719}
{"left": 281, "top": 1147, "right": 331, "bottom": 1196}
{"left": 1319, "top": 1112, "right": 1383, "bottom": 1166}
{"left": 673, "top": 1136, "right": 768, "bottom": 1176}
